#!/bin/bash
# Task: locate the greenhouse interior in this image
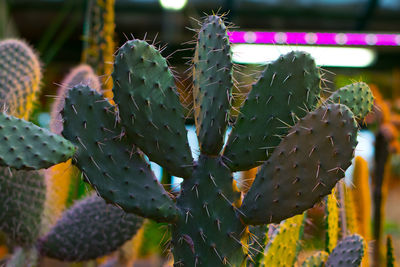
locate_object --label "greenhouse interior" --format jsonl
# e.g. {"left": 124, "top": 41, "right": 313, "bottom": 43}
{"left": 0, "top": 0, "right": 399, "bottom": 266}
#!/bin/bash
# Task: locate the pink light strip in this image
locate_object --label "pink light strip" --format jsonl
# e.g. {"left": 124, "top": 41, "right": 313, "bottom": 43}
{"left": 228, "top": 31, "right": 400, "bottom": 46}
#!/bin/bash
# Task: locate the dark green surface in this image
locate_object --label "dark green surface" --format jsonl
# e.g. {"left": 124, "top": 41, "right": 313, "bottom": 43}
{"left": 112, "top": 39, "right": 193, "bottom": 179}
{"left": 0, "top": 112, "right": 75, "bottom": 170}
{"left": 62, "top": 85, "right": 178, "bottom": 222}
{"left": 39, "top": 194, "right": 143, "bottom": 261}
{"left": 193, "top": 15, "right": 232, "bottom": 155}
{"left": 241, "top": 104, "right": 357, "bottom": 224}
{"left": 223, "top": 51, "right": 321, "bottom": 172}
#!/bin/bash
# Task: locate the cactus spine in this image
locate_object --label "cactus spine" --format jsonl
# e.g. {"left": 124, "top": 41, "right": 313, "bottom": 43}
{"left": 0, "top": 15, "right": 374, "bottom": 266}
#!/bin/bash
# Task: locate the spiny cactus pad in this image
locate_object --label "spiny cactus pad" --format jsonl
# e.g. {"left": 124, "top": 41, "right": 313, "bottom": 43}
{"left": 112, "top": 39, "right": 193, "bottom": 178}
{"left": 326, "top": 234, "right": 365, "bottom": 267}
{"left": 0, "top": 39, "right": 42, "bottom": 120}
{"left": 172, "top": 155, "right": 245, "bottom": 266}
{"left": 51, "top": 64, "right": 101, "bottom": 135}
{"left": 329, "top": 82, "right": 374, "bottom": 120}
{"left": 326, "top": 189, "right": 339, "bottom": 253}
{"left": 62, "top": 85, "right": 178, "bottom": 222}
{"left": 241, "top": 104, "right": 358, "bottom": 224}
{"left": 301, "top": 251, "right": 329, "bottom": 267}
{"left": 193, "top": 15, "right": 232, "bottom": 155}
{"left": 223, "top": 51, "right": 321, "bottom": 171}
{"left": 0, "top": 112, "right": 75, "bottom": 170}
{"left": 263, "top": 213, "right": 305, "bottom": 266}
{"left": 39, "top": 194, "right": 143, "bottom": 261}
{"left": 0, "top": 168, "right": 45, "bottom": 245}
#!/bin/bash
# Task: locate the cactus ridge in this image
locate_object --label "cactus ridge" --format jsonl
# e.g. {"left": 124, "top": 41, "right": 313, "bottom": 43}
{"left": 38, "top": 194, "right": 143, "bottom": 262}
{"left": 301, "top": 251, "right": 329, "bottom": 267}
{"left": 193, "top": 15, "right": 233, "bottom": 155}
{"left": 0, "top": 39, "right": 42, "bottom": 120}
{"left": 62, "top": 85, "right": 178, "bottom": 222}
{"left": 329, "top": 82, "right": 374, "bottom": 120}
{"left": 263, "top": 213, "right": 305, "bottom": 266}
{"left": 241, "top": 104, "right": 358, "bottom": 224}
{"left": 223, "top": 51, "right": 321, "bottom": 172}
{"left": 326, "top": 234, "right": 365, "bottom": 267}
{"left": 112, "top": 39, "right": 193, "bottom": 178}
{"left": 0, "top": 112, "right": 75, "bottom": 170}
{"left": 0, "top": 168, "right": 45, "bottom": 246}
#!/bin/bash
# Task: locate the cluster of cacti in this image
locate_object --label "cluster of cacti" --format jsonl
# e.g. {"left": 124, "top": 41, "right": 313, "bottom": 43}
{"left": 0, "top": 14, "right": 377, "bottom": 266}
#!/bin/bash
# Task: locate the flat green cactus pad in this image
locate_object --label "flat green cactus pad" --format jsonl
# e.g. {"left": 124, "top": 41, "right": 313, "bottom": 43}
{"left": 329, "top": 82, "right": 374, "bottom": 120}
{"left": 302, "top": 251, "right": 329, "bottom": 267}
{"left": 39, "top": 194, "right": 143, "bottom": 261}
{"left": 62, "top": 85, "right": 178, "bottom": 222}
{"left": 241, "top": 104, "right": 358, "bottom": 224}
{"left": 112, "top": 39, "right": 193, "bottom": 178}
{"left": 193, "top": 15, "right": 232, "bottom": 155}
{"left": 0, "top": 112, "right": 75, "bottom": 170}
{"left": 223, "top": 51, "right": 321, "bottom": 172}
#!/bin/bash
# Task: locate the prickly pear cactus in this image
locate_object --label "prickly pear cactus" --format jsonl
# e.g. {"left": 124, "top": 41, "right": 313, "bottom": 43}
{"left": 302, "top": 251, "right": 329, "bottom": 267}
{"left": 0, "top": 15, "right": 374, "bottom": 266}
{"left": 0, "top": 39, "right": 41, "bottom": 120}
{"left": 38, "top": 194, "right": 143, "bottom": 261}
{"left": 326, "top": 234, "right": 365, "bottom": 267}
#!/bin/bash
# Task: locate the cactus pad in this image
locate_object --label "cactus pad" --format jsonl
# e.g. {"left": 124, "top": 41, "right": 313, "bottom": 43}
{"left": 326, "top": 234, "right": 365, "bottom": 267}
{"left": 223, "top": 51, "right": 321, "bottom": 171}
{"left": 39, "top": 194, "right": 143, "bottom": 261}
{"left": 301, "top": 251, "right": 329, "bottom": 267}
{"left": 263, "top": 213, "right": 305, "bottom": 266}
{"left": 193, "top": 15, "right": 232, "bottom": 155}
{"left": 62, "top": 85, "right": 178, "bottom": 222}
{"left": 0, "top": 168, "right": 45, "bottom": 245}
{"left": 329, "top": 82, "right": 374, "bottom": 120}
{"left": 0, "top": 39, "right": 42, "bottom": 120}
{"left": 241, "top": 104, "right": 358, "bottom": 224}
{"left": 112, "top": 39, "right": 193, "bottom": 178}
{"left": 0, "top": 112, "right": 75, "bottom": 170}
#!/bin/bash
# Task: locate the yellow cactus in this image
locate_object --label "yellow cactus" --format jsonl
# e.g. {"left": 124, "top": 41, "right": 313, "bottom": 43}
{"left": 343, "top": 183, "right": 358, "bottom": 234}
{"left": 263, "top": 213, "right": 305, "bottom": 266}
{"left": 82, "top": 0, "right": 115, "bottom": 101}
{"left": 325, "top": 188, "right": 339, "bottom": 253}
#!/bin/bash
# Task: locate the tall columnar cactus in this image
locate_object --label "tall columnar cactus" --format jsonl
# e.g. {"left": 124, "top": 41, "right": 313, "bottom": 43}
{"left": 0, "top": 15, "right": 374, "bottom": 266}
{"left": 82, "top": 0, "right": 115, "bottom": 100}
{"left": 386, "top": 235, "right": 396, "bottom": 267}
{"left": 0, "top": 39, "right": 42, "bottom": 120}
{"left": 325, "top": 189, "right": 339, "bottom": 253}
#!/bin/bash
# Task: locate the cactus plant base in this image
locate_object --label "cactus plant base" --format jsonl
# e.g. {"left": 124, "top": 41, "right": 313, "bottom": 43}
{"left": 172, "top": 155, "right": 245, "bottom": 266}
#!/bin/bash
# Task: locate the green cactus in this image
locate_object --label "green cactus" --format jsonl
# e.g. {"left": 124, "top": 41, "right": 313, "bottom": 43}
{"left": 301, "top": 251, "right": 329, "bottom": 267}
{"left": 325, "top": 234, "right": 365, "bottom": 267}
{"left": 0, "top": 39, "right": 42, "bottom": 120}
{"left": 386, "top": 235, "right": 396, "bottom": 267}
{"left": 0, "top": 15, "right": 374, "bottom": 266}
{"left": 0, "top": 168, "right": 45, "bottom": 246}
{"left": 38, "top": 194, "right": 143, "bottom": 261}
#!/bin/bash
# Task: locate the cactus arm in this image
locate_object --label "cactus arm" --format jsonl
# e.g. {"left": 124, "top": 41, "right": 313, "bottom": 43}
{"left": 112, "top": 39, "right": 193, "bottom": 178}
{"left": 241, "top": 104, "right": 358, "bottom": 225}
{"left": 38, "top": 194, "right": 143, "bottom": 261}
{"left": 386, "top": 235, "right": 396, "bottom": 267}
{"left": 326, "top": 234, "right": 365, "bottom": 267}
{"left": 62, "top": 85, "right": 178, "bottom": 222}
{"left": 325, "top": 189, "right": 339, "bottom": 253}
{"left": 328, "top": 82, "right": 374, "bottom": 120}
{"left": 193, "top": 15, "right": 232, "bottom": 155}
{"left": 0, "top": 112, "right": 75, "bottom": 170}
{"left": 223, "top": 51, "right": 321, "bottom": 172}
{"left": 0, "top": 168, "right": 45, "bottom": 246}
